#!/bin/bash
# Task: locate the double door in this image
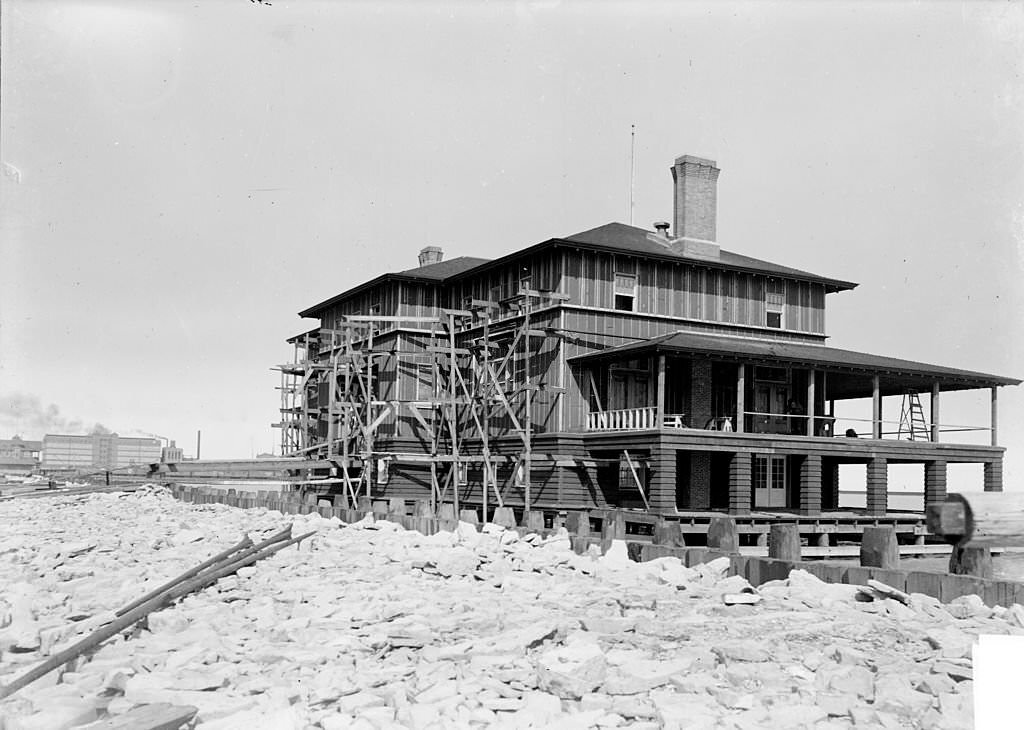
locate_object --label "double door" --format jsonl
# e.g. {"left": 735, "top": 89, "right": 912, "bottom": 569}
{"left": 754, "top": 384, "right": 790, "bottom": 434}
{"left": 608, "top": 370, "right": 649, "bottom": 411}
{"left": 753, "top": 455, "right": 787, "bottom": 508}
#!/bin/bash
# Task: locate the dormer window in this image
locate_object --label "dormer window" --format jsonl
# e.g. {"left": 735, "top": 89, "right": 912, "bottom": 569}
{"left": 614, "top": 273, "right": 637, "bottom": 311}
{"left": 765, "top": 280, "right": 785, "bottom": 329}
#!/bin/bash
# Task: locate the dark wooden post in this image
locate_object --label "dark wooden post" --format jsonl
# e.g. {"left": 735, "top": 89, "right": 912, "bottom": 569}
{"left": 949, "top": 545, "right": 993, "bottom": 579}
{"left": 860, "top": 526, "right": 898, "bottom": 569}
{"left": 768, "top": 524, "right": 801, "bottom": 561}
{"left": 708, "top": 516, "right": 739, "bottom": 553}
{"left": 871, "top": 375, "right": 882, "bottom": 439}
{"left": 991, "top": 386, "right": 998, "bottom": 447}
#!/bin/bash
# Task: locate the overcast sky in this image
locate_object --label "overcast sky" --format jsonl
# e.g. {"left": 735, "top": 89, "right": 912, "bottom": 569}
{"left": 2, "top": 1, "right": 1022, "bottom": 489}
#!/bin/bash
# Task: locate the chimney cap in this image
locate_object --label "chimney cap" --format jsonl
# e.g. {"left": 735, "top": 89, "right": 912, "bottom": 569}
{"left": 418, "top": 246, "right": 444, "bottom": 267}
{"left": 653, "top": 221, "right": 671, "bottom": 238}
{"left": 673, "top": 154, "right": 718, "bottom": 168}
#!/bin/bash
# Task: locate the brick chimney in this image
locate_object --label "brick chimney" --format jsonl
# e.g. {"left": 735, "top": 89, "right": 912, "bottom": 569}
{"left": 668, "top": 155, "right": 720, "bottom": 260}
{"left": 418, "top": 246, "right": 443, "bottom": 267}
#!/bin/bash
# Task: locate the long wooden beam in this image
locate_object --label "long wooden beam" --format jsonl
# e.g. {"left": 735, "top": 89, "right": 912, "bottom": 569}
{"left": 926, "top": 491, "right": 1024, "bottom": 547}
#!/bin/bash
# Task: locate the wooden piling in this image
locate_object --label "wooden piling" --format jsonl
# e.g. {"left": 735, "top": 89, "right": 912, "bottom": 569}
{"left": 653, "top": 519, "right": 686, "bottom": 547}
{"left": 707, "top": 517, "right": 739, "bottom": 553}
{"left": 768, "top": 524, "right": 801, "bottom": 562}
{"left": 860, "top": 526, "right": 899, "bottom": 569}
{"left": 949, "top": 545, "right": 993, "bottom": 579}
{"left": 564, "top": 511, "right": 590, "bottom": 538}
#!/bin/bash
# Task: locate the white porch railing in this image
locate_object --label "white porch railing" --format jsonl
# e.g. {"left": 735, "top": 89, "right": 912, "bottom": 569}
{"left": 587, "top": 407, "right": 657, "bottom": 431}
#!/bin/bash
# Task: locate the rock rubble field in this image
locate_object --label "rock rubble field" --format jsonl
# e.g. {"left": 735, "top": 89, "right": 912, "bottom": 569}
{"left": 0, "top": 486, "right": 1019, "bottom": 729}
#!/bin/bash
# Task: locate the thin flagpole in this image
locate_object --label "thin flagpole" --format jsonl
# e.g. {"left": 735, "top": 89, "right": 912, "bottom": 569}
{"left": 629, "top": 124, "right": 636, "bottom": 226}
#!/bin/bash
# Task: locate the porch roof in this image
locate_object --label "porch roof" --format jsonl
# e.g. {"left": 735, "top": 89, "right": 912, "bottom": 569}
{"left": 569, "top": 331, "right": 1021, "bottom": 396}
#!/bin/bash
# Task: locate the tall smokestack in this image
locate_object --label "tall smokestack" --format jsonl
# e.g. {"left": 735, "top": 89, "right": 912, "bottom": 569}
{"left": 668, "top": 154, "right": 721, "bottom": 260}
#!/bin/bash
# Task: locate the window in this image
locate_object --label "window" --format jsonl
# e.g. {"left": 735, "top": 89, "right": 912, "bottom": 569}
{"left": 368, "top": 303, "right": 384, "bottom": 335}
{"left": 614, "top": 273, "right": 637, "bottom": 311}
{"left": 414, "top": 362, "right": 433, "bottom": 401}
{"left": 519, "top": 274, "right": 532, "bottom": 294}
{"left": 765, "top": 280, "right": 785, "bottom": 329}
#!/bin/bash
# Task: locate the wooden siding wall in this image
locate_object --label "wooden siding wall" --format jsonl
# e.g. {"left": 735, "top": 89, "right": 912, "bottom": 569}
{"left": 307, "top": 245, "right": 831, "bottom": 443}
{"left": 562, "top": 249, "right": 825, "bottom": 335}
{"left": 447, "top": 249, "right": 562, "bottom": 311}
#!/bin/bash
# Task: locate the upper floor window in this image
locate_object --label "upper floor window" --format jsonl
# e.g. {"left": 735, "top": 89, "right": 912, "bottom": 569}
{"left": 765, "top": 280, "right": 785, "bottom": 329}
{"left": 414, "top": 362, "right": 433, "bottom": 401}
{"left": 614, "top": 273, "right": 637, "bottom": 311}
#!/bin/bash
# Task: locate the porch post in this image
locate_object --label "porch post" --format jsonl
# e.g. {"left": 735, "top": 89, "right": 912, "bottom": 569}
{"left": 656, "top": 354, "right": 666, "bottom": 428}
{"left": 728, "top": 452, "right": 751, "bottom": 515}
{"left": 866, "top": 457, "right": 887, "bottom": 515}
{"left": 984, "top": 460, "right": 1003, "bottom": 492}
{"left": 806, "top": 369, "right": 816, "bottom": 436}
{"left": 871, "top": 375, "right": 882, "bottom": 439}
{"left": 924, "top": 460, "right": 946, "bottom": 510}
{"left": 991, "top": 386, "right": 998, "bottom": 447}
{"left": 648, "top": 441, "right": 676, "bottom": 512}
{"left": 930, "top": 382, "right": 940, "bottom": 443}
{"left": 736, "top": 363, "right": 746, "bottom": 434}
{"left": 799, "top": 454, "right": 822, "bottom": 516}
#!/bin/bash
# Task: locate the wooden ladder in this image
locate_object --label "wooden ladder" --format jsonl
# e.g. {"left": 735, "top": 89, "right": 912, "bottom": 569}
{"left": 898, "top": 390, "right": 930, "bottom": 441}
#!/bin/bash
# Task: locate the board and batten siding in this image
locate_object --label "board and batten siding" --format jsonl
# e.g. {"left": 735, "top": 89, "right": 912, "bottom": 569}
{"left": 561, "top": 248, "right": 825, "bottom": 336}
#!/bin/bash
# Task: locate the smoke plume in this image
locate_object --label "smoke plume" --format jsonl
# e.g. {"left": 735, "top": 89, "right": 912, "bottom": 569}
{"left": 0, "top": 392, "right": 113, "bottom": 437}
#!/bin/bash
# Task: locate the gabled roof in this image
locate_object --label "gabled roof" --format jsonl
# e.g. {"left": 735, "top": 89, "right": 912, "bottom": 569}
{"left": 298, "top": 256, "right": 489, "bottom": 318}
{"left": 562, "top": 223, "right": 857, "bottom": 292}
{"left": 397, "top": 256, "right": 491, "bottom": 280}
{"left": 570, "top": 330, "right": 1020, "bottom": 394}
{"left": 298, "top": 221, "right": 856, "bottom": 318}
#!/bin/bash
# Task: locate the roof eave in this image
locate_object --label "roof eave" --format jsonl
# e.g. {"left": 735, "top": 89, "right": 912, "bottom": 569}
{"left": 567, "top": 337, "right": 1020, "bottom": 388}
{"left": 552, "top": 237, "right": 859, "bottom": 292}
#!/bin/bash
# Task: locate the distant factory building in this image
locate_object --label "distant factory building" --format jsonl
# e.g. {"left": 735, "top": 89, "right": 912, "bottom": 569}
{"left": 161, "top": 441, "right": 184, "bottom": 463}
{"left": 42, "top": 433, "right": 162, "bottom": 472}
{"left": 0, "top": 437, "right": 42, "bottom": 475}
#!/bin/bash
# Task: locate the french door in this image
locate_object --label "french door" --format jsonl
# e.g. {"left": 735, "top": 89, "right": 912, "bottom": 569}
{"left": 753, "top": 455, "right": 787, "bottom": 508}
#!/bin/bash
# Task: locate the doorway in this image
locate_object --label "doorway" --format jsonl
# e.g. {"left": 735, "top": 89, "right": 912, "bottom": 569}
{"left": 754, "top": 454, "right": 787, "bottom": 508}
{"left": 753, "top": 383, "right": 790, "bottom": 434}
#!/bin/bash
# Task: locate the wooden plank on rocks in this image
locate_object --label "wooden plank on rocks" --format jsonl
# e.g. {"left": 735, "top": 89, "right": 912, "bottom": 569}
{"left": 78, "top": 703, "right": 197, "bottom": 730}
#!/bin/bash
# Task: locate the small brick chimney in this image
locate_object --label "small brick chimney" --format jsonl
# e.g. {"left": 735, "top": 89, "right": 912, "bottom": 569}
{"left": 667, "top": 155, "right": 720, "bottom": 260}
{"left": 418, "top": 246, "right": 443, "bottom": 267}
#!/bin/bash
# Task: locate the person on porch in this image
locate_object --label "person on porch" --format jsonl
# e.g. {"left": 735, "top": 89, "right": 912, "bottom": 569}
{"left": 787, "top": 399, "right": 804, "bottom": 435}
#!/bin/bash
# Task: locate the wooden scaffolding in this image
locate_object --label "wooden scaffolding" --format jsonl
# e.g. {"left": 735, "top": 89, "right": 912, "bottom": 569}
{"left": 273, "top": 289, "right": 566, "bottom": 515}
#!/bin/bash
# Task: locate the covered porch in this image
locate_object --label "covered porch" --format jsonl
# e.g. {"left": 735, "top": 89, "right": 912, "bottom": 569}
{"left": 572, "top": 331, "right": 1019, "bottom": 516}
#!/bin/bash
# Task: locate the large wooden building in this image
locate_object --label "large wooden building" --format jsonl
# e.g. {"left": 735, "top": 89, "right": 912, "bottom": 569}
{"left": 277, "top": 154, "right": 1019, "bottom": 524}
